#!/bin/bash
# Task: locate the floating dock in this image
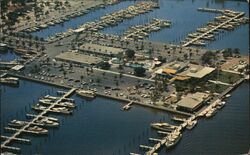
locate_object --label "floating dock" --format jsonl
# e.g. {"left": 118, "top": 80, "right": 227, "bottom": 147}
{"left": 123, "top": 18, "right": 171, "bottom": 40}
{"left": 182, "top": 9, "right": 246, "bottom": 47}
{"left": 0, "top": 88, "right": 76, "bottom": 153}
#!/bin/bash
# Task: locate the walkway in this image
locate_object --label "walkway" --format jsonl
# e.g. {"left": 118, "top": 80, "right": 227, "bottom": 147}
{"left": 182, "top": 12, "right": 245, "bottom": 47}
{"left": 1, "top": 88, "right": 76, "bottom": 152}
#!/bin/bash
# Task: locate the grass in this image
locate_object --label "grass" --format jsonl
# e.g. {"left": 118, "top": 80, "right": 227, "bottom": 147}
{"left": 202, "top": 83, "right": 230, "bottom": 94}
{"left": 212, "top": 71, "right": 242, "bottom": 84}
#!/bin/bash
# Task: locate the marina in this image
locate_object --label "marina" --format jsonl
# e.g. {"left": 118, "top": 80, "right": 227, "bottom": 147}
{"left": 123, "top": 18, "right": 171, "bottom": 41}
{"left": 182, "top": 8, "right": 249, "bottom": 47}
{"left": 0, "top": 0, "right": 249, "bottom": 154}
{"left": 1, "top": 88, "right": 76, "bottom": 153}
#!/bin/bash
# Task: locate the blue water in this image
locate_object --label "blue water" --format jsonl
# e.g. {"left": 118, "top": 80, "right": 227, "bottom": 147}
{"left": 0, "top": 50, "right": 20, "bottom": 62}
{"left": 31, "top": 0, "right": 249, "bottom": 55}
{"left": 31, "top": 1, "right": 136, "bottom": 39}
{"left": 1, "top": 0, "right": 249, "bottom": 154}
{"left": 102, "top": 0, "right": 249, "bottom": 54}
{"left": 1, "top": 79, "right": 174, "bottom": 154}
{"left": 159, "top": 82, "right": 250, "bottom": 155}
{"left": 1, "top": 80, "right": 249, "bottom": 154}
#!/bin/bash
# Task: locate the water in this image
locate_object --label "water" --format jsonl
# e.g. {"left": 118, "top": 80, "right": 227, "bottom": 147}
{"left": 0, "top": 49, "right": 20, "bottom": 62}
{"left": 0, "top": 80, "right": 249, "bottom": 154}
{"left": 159, "top": 82, "right": 250, "bottom": 155}
{"left": 31, "top": 1, "right": 136, "bottom": 39}
{"left": 0, "top": 79, "right": 173, "bottom": 154}
{"left": 31, "top": 0, "right": 249, "bottom": 54}
{"left": 1, "top": 0, "right": 249, "bottom": 154}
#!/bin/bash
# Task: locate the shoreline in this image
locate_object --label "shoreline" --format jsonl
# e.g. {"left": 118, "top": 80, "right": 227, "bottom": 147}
{"left": 6, "top": 72, "right": 247, "bottom": 117}
{"left": 7, "top": 73, "right": 192, "bottom": 116}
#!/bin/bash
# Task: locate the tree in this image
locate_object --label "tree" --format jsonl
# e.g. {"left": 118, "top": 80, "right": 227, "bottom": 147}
{"left": 125, "top": 49, "right": 135, "bottom": 59}
{"left": 80, "top": 75, "right": 84, "bottom": 81}
{"left": 222, "top": 48, "right": 233, "bottom": 58}
{"left": 201, "top": 51, "right": 216, "bottom": 65}
{"left": 63, "top": 70, "right": 67, "bottom": 77}
{"left": 233, "top": 48, "right": 240, "bottom": 55}
{"left": 184, "top": 53, "right": 188, "bottom": 60}
{"left": 96, "top": 78, "right": 101, "bottom": 83}
{"left": 98, "top": 61, "right": 111, "bottom": 70}
{"left": 134, "top": 67, "right": 146, "bottom": 77}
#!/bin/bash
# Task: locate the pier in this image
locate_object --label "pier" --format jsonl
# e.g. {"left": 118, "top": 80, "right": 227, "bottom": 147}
{"left": 1, "top": 136, "right": 31, "bottom": 144}
{"left": 123, "top": 18, "right": 171, "bottom": 40}
{"left": 182, "top": 10, "right": 245, "bottom": 47}
{"left": 197, "top": 8, "right": 224, "bottom": 13}
{"left": 121, "top": 101, "right": 133, "bottom": 111}
{"left": 0, "top": 88, "right": 76, "bottom": 153}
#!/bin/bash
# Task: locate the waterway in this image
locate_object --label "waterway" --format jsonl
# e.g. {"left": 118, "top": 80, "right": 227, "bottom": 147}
{"left": 0, "top": 79, "right": 173, "bottom": 154}
{"left": 0, "top": 79, "right": 249, "bottom": 154}
{"left": 1, "top": 0, "right": 249, "bottom": 154}
{"left": 31, "top": 0, "right": 249, "bottom": 55}
{"left": 0, "top": 49, "right": 20, "bottom": 62}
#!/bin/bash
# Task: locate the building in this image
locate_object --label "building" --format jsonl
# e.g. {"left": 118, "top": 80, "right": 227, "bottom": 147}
{"left": 55, "top": 51, "right": 102, "bottom": 66}
{"left": 176, "top": 92, "right": 209, "bottom": 112}
{"left": 79, "top": 43, "right": 124, "bottom": 57}
{"left": 155, "top": 61, "right": 215, "bottom": 81}
{"left": 178, "top": 64, "right": 215, "bottom": 79}
{"left": 155, "top": 61, "right": 189, "bottom": 79}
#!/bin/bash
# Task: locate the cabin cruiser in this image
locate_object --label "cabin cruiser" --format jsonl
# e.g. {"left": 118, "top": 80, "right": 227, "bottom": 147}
{"left": 150, "top": 122, "right": 177, "bottom": 132}
{"left": 76, "top": 90, "right": 96, "bottom": 99}
{"left": 165, "top": 131, "right": 182, "bottom": 149}
{"left": 27, "top": 126, "right": 48, "bottom": 135}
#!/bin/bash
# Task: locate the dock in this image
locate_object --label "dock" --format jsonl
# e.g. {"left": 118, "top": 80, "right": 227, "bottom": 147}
{"left": 26, "top": 114, "right": 59, "bottom": 122}
{"left": 197, "top": 8, "right": 223, "bottom": 13}
{"left": 182, "top": 10, "right": 245, "bottom": 47}
{"left": 123, "top": 18, "right": 171, "bottom": 40}
{"left": 137, "top": 76, "right": 245, "bottom": 155}
{"left": 1, "top": 136, "right": 31, "bottom": 144}
{"left": 148, "top": 137, "right": 162, "bottom": 143}
{"left": 121, "top": 101, "right": 133, "bottom": 111}
{"left": 0, "top": 88, "right": 76, "bottom": 153}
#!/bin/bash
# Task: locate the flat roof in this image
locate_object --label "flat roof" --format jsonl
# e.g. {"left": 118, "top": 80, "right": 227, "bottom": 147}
{"left": 180, "top": 64, "right": 215, "bottom": 78}
{"left": 164, "top": 61, "right": 188, "bottom": 71}
{"left": 79, "top": 43, "right": 124, "bottom": 55}
{"left": 11, "top": 65, "right": 24, "bottom": 71}
{"left": 55, "top": 52, "right": 102, "bottom": 65}
{"left": 177, "top": 92, "right": 209, "bottom": 110}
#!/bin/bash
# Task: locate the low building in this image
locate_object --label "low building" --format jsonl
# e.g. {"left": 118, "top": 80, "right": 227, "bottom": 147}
{"left": 176, "top": 92, "right": 209, "bottom": 112}
{"left": 155, "top": 61, "right": 215, "bottom": 81}
{"left": 55, "top": 51, "right": 102, "bottom": 66}
{"left": 79, "top": 43, "right": 124, "bottom": 57}
{"left": 155, "top": 61, "right": 189, "bottom": 79}
{"left": 178, "top": 64, "right": 215, "bottom": 79}
{"left": 11, "top": 65, "right": 24, "bottom": 71}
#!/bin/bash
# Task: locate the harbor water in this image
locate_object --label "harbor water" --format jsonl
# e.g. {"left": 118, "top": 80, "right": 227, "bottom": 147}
{"left": 31, "top": 0, "right": 249, "bottom": 55}
{"left": 0, "top": 80, "right": 249, "bottom": 154}
{"left": 1, "top": 0, "right": 249, "bottom": 154}
{"left": 0, "top": 79, "right": 173, "bottom": 154}
{"left": 0, "top": 49, "right": 20, "bottom": 62}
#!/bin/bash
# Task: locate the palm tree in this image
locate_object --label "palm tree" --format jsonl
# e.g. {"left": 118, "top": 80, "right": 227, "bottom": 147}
{"left": 8, "top": 39, "right": 12, "bottom": 45}
{"left": 28, "top": 42, "right": 33, "bottom": 49}
{"left": 80, "top": 75, "right": 84, "bottom": 82}
{"left": 15, "top": 39, "right": 20, "bottom": 45}
{"left": 41, "top": 45, "right": 46, "bottom": 51}
{"left": 22, "top": 41, "right": 26, "bottom": 48}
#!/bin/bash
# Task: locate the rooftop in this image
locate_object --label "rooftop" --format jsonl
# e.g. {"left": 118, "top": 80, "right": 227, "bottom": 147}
{"left": 177, "top": 92, "right": 209, "bottom": 110}
{"left": 79, "top": 43, "right": 124, "bottom": 56}
{"left": 55, "top": 51, "right": 102, "bottom": 65}
{"left": 156, "top": 61, "right": 188, "bottom": 75}
{"left": 179, "top": 64, "right": 215, "bottom": 78}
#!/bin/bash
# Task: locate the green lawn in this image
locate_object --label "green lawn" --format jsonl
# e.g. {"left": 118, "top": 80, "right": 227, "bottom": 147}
{"left": 212, "top": 71, "right": 242, "bottom": 84}
{"left": 203, "top": 83, "right": 230, "bottom": 93}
